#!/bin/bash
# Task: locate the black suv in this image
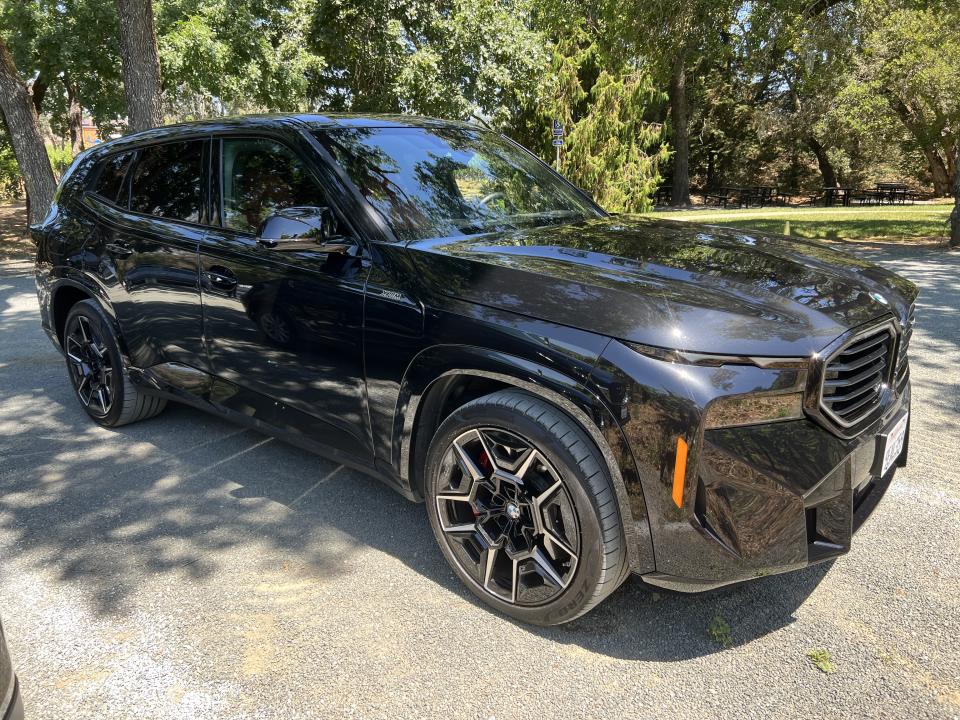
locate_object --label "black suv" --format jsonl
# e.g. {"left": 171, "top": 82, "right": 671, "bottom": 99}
{"left": 33, "top": 115, "right": 917, "bottom": 625}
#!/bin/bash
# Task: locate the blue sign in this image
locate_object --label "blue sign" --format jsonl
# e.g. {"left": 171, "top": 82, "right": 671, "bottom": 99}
{"left": 552, "top": 120, "right": 564, "bottom": 137}
{"left": 552, "top": 138, "right": 564, "bottom": 147}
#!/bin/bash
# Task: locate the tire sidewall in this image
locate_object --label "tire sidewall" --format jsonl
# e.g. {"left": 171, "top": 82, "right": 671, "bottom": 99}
{"left": 425, "top": 398, "right": 610, "bottom": 626}
{"left": 64, "top": 300, "right": 128, "bottom": 427}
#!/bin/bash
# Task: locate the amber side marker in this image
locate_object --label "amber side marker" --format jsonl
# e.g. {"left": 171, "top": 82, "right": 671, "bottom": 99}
{"left": 672, "top": 437, "right": 688, "bottom": 508}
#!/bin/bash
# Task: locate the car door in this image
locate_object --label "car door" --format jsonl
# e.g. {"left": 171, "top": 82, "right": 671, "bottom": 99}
{"left": 86, "top": 138, "right": 209, "bottom": 370}
{"left": 198, "top": 134, "right": 371, "bottom": 460}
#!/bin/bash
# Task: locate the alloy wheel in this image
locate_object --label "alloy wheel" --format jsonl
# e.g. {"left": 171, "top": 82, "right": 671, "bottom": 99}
{"left": 64, "top": 315, "right": 114, "bottom": 417}
{"left": 434, "top": 427, "right": 580, "bottom": 606}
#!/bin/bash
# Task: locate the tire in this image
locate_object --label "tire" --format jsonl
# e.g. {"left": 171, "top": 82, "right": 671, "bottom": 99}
{"left": 424, "top": 389, "right": 629, "bottom": 625}
{"left": 62, "top": 299, "right": 167, "bottom": 428}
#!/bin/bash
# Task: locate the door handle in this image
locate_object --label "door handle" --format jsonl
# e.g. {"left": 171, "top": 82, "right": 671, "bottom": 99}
{"left": 204, "top": 266, "right": 238, "bottom": 292}
{"left": 105, "top": 242, "right": 133, "bottom": 258}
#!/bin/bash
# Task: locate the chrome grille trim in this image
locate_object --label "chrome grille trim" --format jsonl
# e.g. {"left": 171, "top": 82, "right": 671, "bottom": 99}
{"left": 820, "top": 322, "right": 896, "bottom": 428}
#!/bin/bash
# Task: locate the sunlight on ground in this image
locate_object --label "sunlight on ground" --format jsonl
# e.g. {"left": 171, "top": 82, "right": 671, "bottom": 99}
{"left": 649, "top": 204, "right": 954, "bottom": 242}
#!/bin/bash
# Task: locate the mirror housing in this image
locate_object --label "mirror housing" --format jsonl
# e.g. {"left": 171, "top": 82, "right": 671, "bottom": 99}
{"left": 256, "top": 206, "right": 346, "bottom": 251}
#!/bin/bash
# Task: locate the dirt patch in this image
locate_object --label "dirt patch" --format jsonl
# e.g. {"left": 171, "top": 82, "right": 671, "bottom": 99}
{"left": 0, "top": 203, "right": 31, "bottom": 262}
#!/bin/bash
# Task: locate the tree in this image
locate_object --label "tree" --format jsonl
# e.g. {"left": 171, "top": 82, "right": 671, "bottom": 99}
{"left": 0, "top": 38, "right": 55, "bottom": 224}
{"left": 1, "top": 0, "right": 127, "bottom": 142}
{"left": 842, "top": 3, "right": 960, "bottom": 197}
{"left": 117, "top": 0, "right": 163, "bottom": 131}
{"left": 601, "top": 0, "right": 741, "bottom": 206}
{"left": 952, "top": 145, "right": 960, "bottom": 248}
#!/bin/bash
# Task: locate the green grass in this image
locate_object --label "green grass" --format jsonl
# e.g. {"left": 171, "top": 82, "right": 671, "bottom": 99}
{"left": 649, "top": 204, "right": 953, "bottom": 241}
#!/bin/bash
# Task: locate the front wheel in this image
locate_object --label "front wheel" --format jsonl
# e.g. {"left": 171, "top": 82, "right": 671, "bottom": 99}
{"left": 424, "top": 389, "right": 629, "bottom": 625}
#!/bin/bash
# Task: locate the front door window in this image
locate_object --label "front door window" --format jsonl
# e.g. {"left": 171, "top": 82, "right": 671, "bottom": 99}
{"left": 221, "top": 138, "right": 328, "bottom": 234}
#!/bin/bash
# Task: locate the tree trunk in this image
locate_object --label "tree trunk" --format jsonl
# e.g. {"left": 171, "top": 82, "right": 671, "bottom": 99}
{"left": 66, "top": 79, "right": 85, "bottom": 155}
{"left": 887, "top": 95, "right": 952, "bottom": 196}
{"left": 116, "top": 0, "right": 163, "bottom": 132}
{"left": 950, "top": 144, "right": 960, "bottom": 249}
{"left": 29, "top": 73, "right": 47, "bottom": 115}
{"left": 0, "top": 39, "right": 56, "bottom": 225}
{"left": 806, "top": 136, "right": 837, "bottom": 189}
{"left": 669, "top": 55, "right": 690, "bottom": 206}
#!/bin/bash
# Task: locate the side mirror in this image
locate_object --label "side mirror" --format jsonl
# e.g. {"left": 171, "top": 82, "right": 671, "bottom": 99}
{"left": 256, "top": 206, "right": 348, "bottom": 252}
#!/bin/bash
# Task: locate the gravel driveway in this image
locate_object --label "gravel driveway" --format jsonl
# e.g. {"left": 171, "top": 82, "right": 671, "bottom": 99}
{"left": 1, "top": 238, "right": 958, "bottom": 719}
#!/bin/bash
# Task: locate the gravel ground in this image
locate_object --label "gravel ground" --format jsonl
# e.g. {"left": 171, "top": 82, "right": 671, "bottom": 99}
{"left": 0, "top": 238, "right": 958, "bottom": 720}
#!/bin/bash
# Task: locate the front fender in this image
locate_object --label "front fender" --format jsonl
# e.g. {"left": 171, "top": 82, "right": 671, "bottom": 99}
{"left": 392, "top": 344, "right": 656, "bottom": 573}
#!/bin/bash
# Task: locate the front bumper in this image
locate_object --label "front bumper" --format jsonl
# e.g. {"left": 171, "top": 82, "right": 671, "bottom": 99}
{"left": 640, "top": 388, "right": 910, "bottom": 593}
{"left": 590, "top": 337, "right": 911, "bottom": 592}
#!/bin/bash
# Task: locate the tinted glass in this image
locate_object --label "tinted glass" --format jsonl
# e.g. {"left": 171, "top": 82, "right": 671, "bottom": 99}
{"left": 221, "top": 138, "right": 327, "bottom": 234}
{"left": 130, "top": 141, "right": 204, "bottom": 222}
{"left": 91, "top": 151, "right": 133, "bottom": 204}
{"left": 314, "top": 127, "right": 600, "bottom": 242}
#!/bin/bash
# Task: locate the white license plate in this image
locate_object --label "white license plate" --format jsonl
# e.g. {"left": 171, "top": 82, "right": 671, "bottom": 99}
{"left": 881, "top": 413, "right": 909, "bottom": 477}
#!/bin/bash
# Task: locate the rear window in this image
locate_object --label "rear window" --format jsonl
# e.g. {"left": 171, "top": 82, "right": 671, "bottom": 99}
{"left": 90, "top": 151, "right": 134, "bottom": 205}
{"left": 129, "top": 140, "right": 205, "bottom": 222}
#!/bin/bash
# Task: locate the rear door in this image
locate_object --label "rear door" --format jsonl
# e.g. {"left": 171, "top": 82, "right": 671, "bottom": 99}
{"left": 86, "top": 138, "right": 209, "bottom": 370}
{"left": 198, "top": 133, "right": 372, "bottom": 460}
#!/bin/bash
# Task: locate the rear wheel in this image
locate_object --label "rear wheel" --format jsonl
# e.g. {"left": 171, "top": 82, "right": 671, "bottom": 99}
{"left": 424, "top": 389, "right": 629, "bottom": 625}
{"left": 63, "top": 300, "right": 167, "bottom": 427}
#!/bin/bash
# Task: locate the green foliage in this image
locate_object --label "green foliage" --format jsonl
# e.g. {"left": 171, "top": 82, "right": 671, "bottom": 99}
{"left": 806, "top": 648, "right": 836, "bottom": 674}
{"left": 157, "top": 0, "right": 325, "bottom": 115}
{"left": 0, "top": 134, "right": 22, "bottom": 200}
{"left": 564, "top": 71, "right": 669, "bottom": 213}
{"left": 707, "top": 614, "right": 732, "bottom": 648}
{"left": 46, "top": 145, "right": 74, "bottom": 179}
{"left": 0, "top": 0, "right": 126, "bottom": 132}
{"left": 0, "top": 0, "right": 956, "bottom": 215}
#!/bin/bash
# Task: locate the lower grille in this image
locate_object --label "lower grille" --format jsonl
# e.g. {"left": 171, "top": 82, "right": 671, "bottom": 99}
{"left": 821, "top": 324, "right": 895, "bottom": 427}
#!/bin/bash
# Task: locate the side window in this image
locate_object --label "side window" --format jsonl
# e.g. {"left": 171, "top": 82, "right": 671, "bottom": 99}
{"left": 91, "top": 151, "right": 134, "bottom": 205}
{"left": 221, "top": 138, "right": 327, "bottom": 234}
{"left": 129, "top": 140, "right": 204, "bottom": 222}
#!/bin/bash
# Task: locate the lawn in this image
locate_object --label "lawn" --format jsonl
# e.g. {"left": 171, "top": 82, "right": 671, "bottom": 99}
{"left": 648, "top": 203, "right": 954, "bottom": 242}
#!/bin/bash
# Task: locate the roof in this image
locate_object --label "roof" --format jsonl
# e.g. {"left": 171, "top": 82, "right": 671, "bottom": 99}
{"left": 88, "top": 113, "right": 478, "bottom": 155}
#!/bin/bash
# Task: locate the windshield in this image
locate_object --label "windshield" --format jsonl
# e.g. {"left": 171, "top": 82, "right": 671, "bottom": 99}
{"left": 313, "top": 126, "right": 602, "bottom": 242}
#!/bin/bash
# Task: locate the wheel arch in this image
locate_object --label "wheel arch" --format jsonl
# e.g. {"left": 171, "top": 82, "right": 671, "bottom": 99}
{"left": 50, "top": 278, "right": 127, "bottom": 355}
{"left": 394, "top": 345, "right": 655, "bottom": 573}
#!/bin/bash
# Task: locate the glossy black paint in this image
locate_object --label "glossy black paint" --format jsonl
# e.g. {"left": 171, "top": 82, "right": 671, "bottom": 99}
{"left": 33, "top": 114, "right": 918, "bottom": 593}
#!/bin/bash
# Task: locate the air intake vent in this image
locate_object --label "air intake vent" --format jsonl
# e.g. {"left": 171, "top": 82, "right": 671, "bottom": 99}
{"left": 821, "top": 325, "right": 895, "bottom": 427}
{"left": 895, "top": 304, "right": 915, "bottom": 393}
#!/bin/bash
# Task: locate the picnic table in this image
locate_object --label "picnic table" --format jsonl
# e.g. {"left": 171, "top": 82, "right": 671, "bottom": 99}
{"left": 823, "top": 187, "right": 854, "bottom": 207}
{"left": 870, "top": 183, "right": 913, "bottom": 204}
{"left": 654, "top": 185, "right": 672, "bottom": 204}
{"left": 706, "top": 185, "right": 777, "bottom": 208}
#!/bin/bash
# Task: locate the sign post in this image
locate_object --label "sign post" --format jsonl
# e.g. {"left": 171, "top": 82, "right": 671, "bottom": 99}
{"left": 552, "top": 120, "right": 564, "bottom": 170}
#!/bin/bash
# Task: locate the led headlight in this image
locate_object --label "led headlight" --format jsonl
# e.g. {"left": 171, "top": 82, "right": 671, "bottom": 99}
{"left": 703, "top": 392, "right": 805, "bottom": 429}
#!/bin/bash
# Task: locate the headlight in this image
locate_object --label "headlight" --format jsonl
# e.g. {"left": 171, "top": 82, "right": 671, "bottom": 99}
{"left": 704, "top": 392, "right": 805, "bottom": 429}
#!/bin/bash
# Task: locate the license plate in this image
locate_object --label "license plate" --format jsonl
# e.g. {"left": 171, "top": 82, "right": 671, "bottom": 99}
{"left": 880, "top": 413, "right": 909, "bottom": 477}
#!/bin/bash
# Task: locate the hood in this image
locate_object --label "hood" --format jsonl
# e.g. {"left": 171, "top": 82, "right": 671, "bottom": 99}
{"left": 406, "top": 216, "right": 918, "bottom": 357}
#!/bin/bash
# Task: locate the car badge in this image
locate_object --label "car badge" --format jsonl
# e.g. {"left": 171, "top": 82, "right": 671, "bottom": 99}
{"left": 868, "top": 291, "right": 888, "bottom": 305}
